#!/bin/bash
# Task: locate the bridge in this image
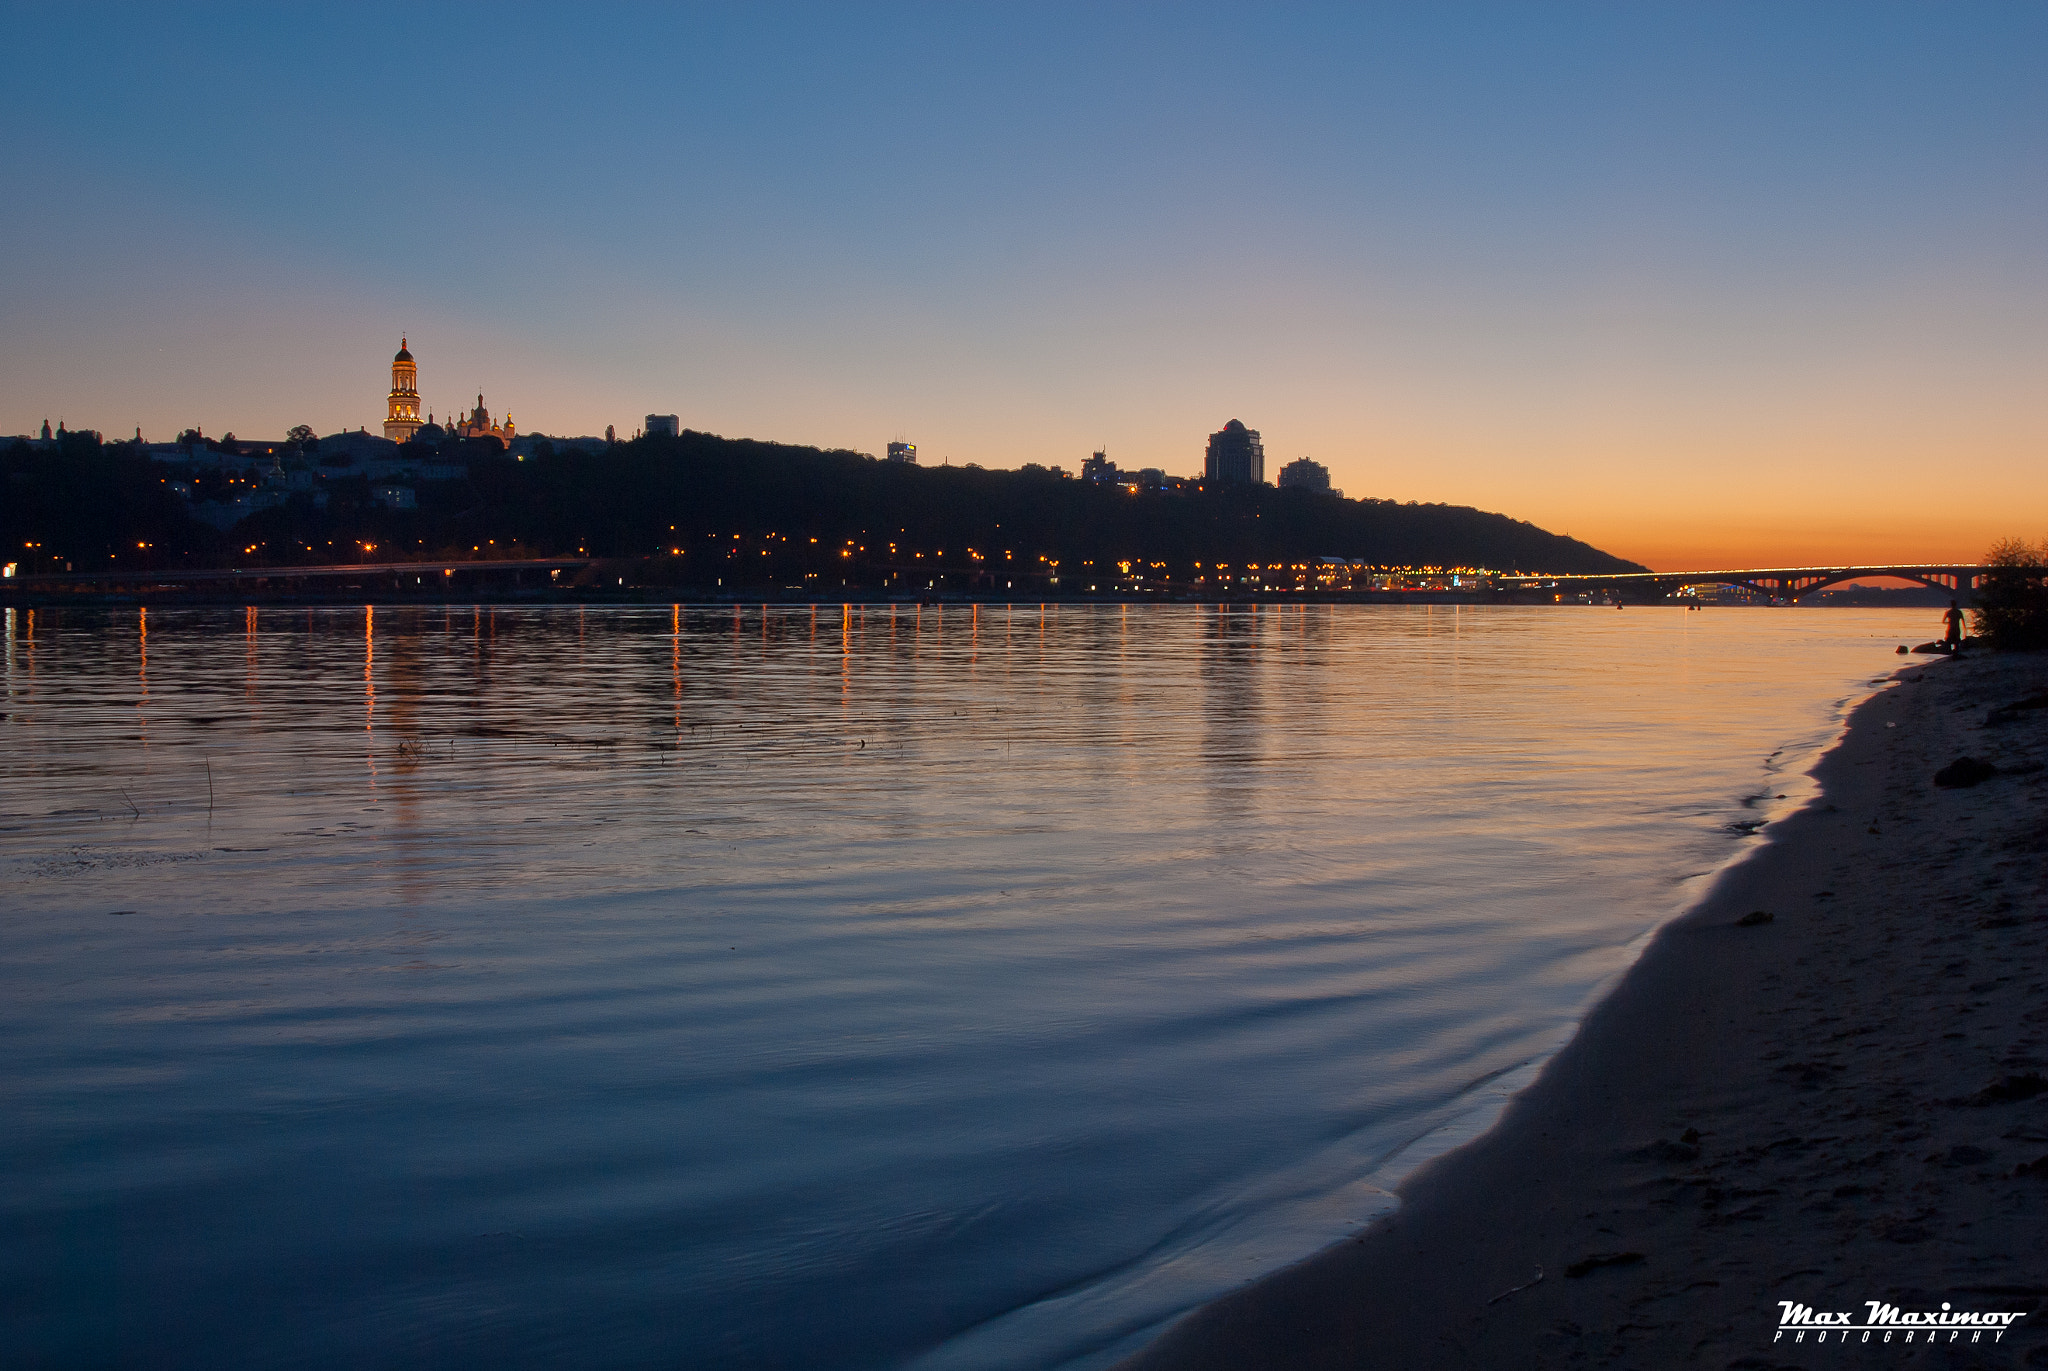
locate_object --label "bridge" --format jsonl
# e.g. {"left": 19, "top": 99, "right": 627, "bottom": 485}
{"left": 1503, "top": 564, "right": 2014, "bottom": 603}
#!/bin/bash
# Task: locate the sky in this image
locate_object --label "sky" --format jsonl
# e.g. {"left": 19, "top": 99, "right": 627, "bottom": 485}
{"left": 2, "top": 2, "right": 2043, "bottom": 571}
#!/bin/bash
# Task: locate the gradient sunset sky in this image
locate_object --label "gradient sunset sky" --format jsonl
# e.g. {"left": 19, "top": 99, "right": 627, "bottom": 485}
{"left": 3, "top": 3, "right": 2042, "bottom": 570}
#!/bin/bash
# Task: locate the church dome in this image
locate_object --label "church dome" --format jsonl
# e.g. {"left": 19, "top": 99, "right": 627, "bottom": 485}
{"left": 394, "top": 337, "right": 413, "bottom": 363}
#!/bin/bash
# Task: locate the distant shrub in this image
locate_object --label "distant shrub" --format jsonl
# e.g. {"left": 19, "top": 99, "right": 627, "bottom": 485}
{"left": 1971, "top": 537, "right": 2048, "bottom": 650}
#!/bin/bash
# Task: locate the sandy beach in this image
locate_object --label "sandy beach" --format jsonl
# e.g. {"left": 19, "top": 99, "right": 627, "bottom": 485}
{"left": 1121, "top": 650, "right": 2048, "bottom": 1370}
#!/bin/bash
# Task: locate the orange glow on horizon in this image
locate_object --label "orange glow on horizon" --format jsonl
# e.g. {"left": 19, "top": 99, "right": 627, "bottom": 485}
{"left": 1584, "top": 517, "right": 2020, "bottom": 574}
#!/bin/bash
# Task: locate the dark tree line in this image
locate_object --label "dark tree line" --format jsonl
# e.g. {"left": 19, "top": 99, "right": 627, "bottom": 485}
{"left": 2, "top": 433, "right": 222, "bottom": 573}
{"left": 4, "top": 428, "right": 1647, "bottom": 581}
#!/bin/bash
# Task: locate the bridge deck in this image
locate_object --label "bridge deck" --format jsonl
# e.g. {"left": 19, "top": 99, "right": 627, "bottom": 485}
{"left": 1506, "top": 564, "right": 2023, "bottom": 601}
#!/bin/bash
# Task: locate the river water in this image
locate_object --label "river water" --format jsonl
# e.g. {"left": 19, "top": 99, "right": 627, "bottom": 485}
{"left": 0, "top": 602, "right": 1921, "bottom": 1369}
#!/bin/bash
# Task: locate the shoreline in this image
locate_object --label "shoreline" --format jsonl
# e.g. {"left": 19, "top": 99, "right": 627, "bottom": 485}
{"left": 1117, "top": 651, "right": 2048, "bottom": 1369}
{"left": 1, "top": 590, "right": 1949, "bottom": 610}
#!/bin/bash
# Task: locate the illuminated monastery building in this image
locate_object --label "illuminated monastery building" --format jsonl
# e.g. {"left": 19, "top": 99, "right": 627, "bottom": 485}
{"left": 452, "top": 393, "right": 515, "bottom": 447}
{"left": 381, "top": 337, "right": 516, "bottom": 449}
{"left": 382, "top": 339, "right": 422, "bottom": 443}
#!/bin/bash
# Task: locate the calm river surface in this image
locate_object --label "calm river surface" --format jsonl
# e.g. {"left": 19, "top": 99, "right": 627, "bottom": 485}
{"left": 1, "top": 603, "right": 1920, "bottom": 1369}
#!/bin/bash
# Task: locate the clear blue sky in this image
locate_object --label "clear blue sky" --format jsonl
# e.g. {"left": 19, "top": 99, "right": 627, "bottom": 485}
{"left": 4, "top": 2, "right": 2043, "bottom": 566}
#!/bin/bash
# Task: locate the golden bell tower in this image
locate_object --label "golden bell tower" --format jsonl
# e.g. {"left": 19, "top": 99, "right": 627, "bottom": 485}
{"left": 383, "top": 337, "right": 422, "bottom": 443}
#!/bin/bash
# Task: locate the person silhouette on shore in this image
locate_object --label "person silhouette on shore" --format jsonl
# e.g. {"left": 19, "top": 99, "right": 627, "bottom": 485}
{"left": 1943, "top": 599, "right": 1966, "bottom": 652}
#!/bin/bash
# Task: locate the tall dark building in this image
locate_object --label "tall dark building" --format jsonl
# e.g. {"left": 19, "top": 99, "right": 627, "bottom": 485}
{"left": 1205, "top": 420, "right": 1264, "bottom": 486}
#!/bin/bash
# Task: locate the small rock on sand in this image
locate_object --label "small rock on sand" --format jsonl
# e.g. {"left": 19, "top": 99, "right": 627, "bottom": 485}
{"left": 1933, "top": 756, "right": 1998, "bottom": 788}
{"left": 1964, "top": 1072, "right": 2047, "bottom": 1106}
{"left": 1562, "top": 1252, "right": 1643, "bottom": 1278}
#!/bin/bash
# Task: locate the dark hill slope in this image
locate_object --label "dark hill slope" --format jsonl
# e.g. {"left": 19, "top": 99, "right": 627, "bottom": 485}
{"left": 475, "top": 431, "right": 1644, "bottom": 574}
{"left": 1, "top": 428, "right": 1644, "bottom": 578}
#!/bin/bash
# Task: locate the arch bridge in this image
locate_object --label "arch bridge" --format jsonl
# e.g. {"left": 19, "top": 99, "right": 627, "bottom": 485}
{"left": 1504, "top": 564, "right": 2024, "bottom": 603}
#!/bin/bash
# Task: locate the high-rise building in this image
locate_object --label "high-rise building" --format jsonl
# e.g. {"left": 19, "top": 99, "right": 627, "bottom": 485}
{"left": 383, "top": 338, "right": 422, "bottom": 444}
{"left": 887, "top": 441, "right": 917, "bottom": 464}
{"left": 1205, "top": 420, "right": 1264, "bottom": 485}
{"left": 646, "top": 414, "right": 680, "bottom": 438}
{"left": 1081, "top": 450, "right": 1119, "bottom": 483}
{"left": 1277, "top": 456, "right": 1332, "bottom": 493}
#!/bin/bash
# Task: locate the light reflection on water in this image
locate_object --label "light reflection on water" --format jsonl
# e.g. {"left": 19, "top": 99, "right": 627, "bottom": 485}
{"left": 1, "top": 603, "right": 1916, "bottom": 1369}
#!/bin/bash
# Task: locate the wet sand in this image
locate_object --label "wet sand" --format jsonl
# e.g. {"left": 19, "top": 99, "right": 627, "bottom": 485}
{"left": 1120, "top": 652, "right": 2048, "bottom": 1369}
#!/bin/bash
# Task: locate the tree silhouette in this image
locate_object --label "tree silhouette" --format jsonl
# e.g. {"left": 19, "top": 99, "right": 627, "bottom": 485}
{"left": 1970, "top": 538, "right": 2048, "bottom": 649}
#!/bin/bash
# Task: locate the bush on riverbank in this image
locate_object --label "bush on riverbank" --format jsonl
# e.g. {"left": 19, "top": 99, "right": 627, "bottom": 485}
{"left": 1971, "top": 537, "right": 2048, "bottom": 650}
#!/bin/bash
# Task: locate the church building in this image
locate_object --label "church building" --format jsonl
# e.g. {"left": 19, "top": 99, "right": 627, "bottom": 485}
{"left": 383, "top": 339, "right": 422, "bottom": 443}
{"left": 378, "top": 336, "right": 520, "bottom": 448}
{"left": 453, "top": 394, "right": 515, "bottom": 448}
{"left": 379, "top": 338, "right": 517, "bottom": 448}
